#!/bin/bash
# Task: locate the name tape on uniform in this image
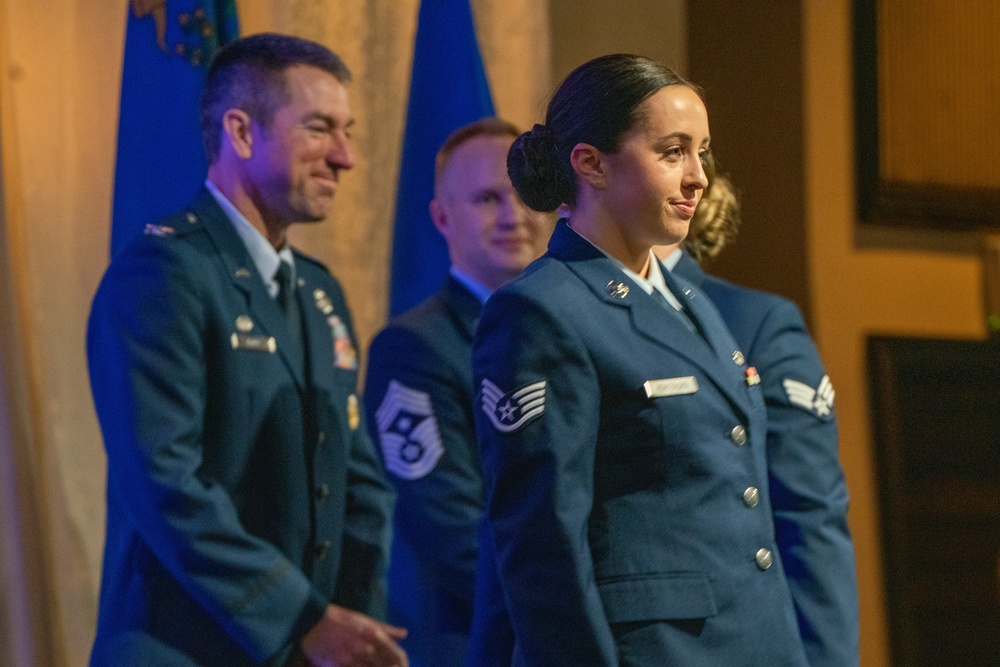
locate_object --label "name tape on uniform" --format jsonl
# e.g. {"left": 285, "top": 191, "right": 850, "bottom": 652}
{"left": 644, "top": 376, "right": 699, "bottom": 398}
{"left": 230, "top": 333, "right": 276, "bottom": 353}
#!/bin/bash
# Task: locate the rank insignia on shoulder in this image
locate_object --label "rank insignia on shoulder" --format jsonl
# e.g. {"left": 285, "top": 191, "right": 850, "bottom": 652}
{"left": 326, "top": 314, "right": 357, "bottom": 370}
{"left": 481, "top": 378, "right": 546, "bottom": 433}
{"left": 375, "top": 380, "right": 443, "bottom": 480}
{"left": 783, "top": 374, "right": 835, "bottom": 418}
{"left": 144, "top": 224, "right": 175, "bottom": 237}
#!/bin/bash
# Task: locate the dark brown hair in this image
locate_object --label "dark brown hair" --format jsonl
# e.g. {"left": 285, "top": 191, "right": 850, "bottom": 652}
{"left": 507, "top": 54, "right": 702, "bottom": 211}
{"left": 200, "top": 33, "right": 351, "bottom": 164}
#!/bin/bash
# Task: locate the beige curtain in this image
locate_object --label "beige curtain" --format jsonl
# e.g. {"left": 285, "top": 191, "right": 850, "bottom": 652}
{"left": 0, "top": 1, "right": 550, "bottom": 664}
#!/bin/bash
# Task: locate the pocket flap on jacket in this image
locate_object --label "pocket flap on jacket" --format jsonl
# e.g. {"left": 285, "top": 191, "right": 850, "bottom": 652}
{"left": 597, "top": 572, "right": 717, "bottom": 622}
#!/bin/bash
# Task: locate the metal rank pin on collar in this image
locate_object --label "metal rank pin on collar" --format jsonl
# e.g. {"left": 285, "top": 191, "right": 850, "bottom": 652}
{"left": 605, "top": 280, "right": 629, "bottom": 299}
{"left": 235, "top": 315, "right": 254, "bottom": 332}
{"left": 732, "top": 349, "right": 746, "bottom": 366}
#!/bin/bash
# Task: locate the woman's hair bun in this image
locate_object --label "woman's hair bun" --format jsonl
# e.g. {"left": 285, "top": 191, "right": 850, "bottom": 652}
{"left": 507, "top": 124, "right": 569, "bottom": 212}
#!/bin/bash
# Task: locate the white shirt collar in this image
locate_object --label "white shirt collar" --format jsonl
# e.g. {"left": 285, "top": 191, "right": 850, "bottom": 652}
{"left": 660, "top": 246, "right": 683, "bottom": 271}
{"left": 449, "top": 266, "right": 492, "bottom": 304}
{"left": 566, "top": 225, "right": 684, "bottom": 310}
{"left": 205, "top": 179, "right": 293, "bottom": 298}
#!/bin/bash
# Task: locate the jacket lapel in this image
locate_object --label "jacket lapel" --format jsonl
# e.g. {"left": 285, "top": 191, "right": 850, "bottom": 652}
{"left": 190, "top": 189, "right": 307, "bottom": 389}
{"left": 664, "top": 268, "right": 750, "bottom": 404}
{"left": 671, "top": 250, "right": 707, "bottom": 288}
{"left": 548, "top": 221, "right": 749, "bottom": 416}
{"left": 443, "top": 276, "right": 483, "bottom": 343}
{"left": 297, "top": 264, "right": 341, "bottom": 395}
{"left": 669, "top": 251, "right": 754, "bottom": 400}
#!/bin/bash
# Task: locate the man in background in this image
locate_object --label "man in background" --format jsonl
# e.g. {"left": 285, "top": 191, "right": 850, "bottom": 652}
{"left": 364, "top": 118, "right": 552, "bottom": 667}
{"left": 88, "top": 33, "right": 406, "bottom": 667}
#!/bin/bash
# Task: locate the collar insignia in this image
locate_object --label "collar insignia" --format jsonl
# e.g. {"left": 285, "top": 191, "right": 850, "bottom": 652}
{"left": 605, "top": 281, "right": 629, "bottom": 299}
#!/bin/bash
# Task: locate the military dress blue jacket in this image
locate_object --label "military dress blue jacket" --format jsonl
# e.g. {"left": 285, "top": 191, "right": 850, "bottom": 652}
{"left": 471, "top": 221, "right": 808, "bottom": 666}
{"left": 673, "top": 252, "right": 859, "bottom": 667}
{"left": 87, "top": 189, "right": 393, "bottom": 666}
{"left": 364, "top": 277, "right": 484, "bottom": 667}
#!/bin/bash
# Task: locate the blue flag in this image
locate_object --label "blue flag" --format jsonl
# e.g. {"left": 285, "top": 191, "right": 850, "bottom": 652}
{"left": 389, "top": 0, "right": 495, "bottom": 316}
{"left": 111, "top": 0, "right": 239, "bottom": 257}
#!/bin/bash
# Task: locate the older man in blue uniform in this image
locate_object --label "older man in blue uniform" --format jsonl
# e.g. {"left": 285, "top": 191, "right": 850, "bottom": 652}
{"left": 363, "top": 119, "right": 551, "bottom": 667}
{"left": 87, "top": 34, "right": 406, "bottom": 667}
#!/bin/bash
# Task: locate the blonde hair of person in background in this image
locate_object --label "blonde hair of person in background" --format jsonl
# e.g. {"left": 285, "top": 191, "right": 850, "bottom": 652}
{"left": 682, "top": 153, "right": 740, "bottom": 263}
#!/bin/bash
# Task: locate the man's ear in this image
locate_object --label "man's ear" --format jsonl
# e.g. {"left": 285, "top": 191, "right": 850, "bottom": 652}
{"left": 221, "top": 109, "right": 254, "bottom": 159}
{"left": 429, "top": 198, "right": 449, "bottom": 237}
{"left": 569, "top": 142, "right": 607, "bottom": 191}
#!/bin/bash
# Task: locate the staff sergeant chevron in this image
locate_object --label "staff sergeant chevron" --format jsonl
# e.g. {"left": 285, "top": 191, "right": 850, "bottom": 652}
{"left": 481, "top": 378, "right": 547, "bottom": 433}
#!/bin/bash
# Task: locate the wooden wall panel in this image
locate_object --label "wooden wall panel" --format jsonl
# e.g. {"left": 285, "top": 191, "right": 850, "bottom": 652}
{"left": 877, "top": 1, "right": 1000, "bottom": 189}
{"left": 868, "top": 336, "right": 1000, "bottom": 666}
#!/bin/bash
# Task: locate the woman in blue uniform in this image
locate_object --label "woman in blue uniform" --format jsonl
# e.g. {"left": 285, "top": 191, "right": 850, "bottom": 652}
{"left": 471, "top": 54, "right": 809, "bottom": 666}
{"left": 659, "top": 157, "right": 859, "bottom": 666}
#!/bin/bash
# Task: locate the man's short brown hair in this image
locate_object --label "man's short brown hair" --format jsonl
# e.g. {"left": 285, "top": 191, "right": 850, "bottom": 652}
{"left": 200, "top": 33, "right": 351, "bottom": 164}
{"left": 434, "top": 118, "right": 521, "bottom": 192}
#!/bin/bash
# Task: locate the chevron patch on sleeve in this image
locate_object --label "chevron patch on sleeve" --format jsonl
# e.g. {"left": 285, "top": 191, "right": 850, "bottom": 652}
{"left": 481, "top": 378, "right": 546, "bottom": 433}
{"left": 783, "top": 374, "right": 835, "bottom": 418}
{"left": 374, "top": 380, "right": 444, "bottom": 480}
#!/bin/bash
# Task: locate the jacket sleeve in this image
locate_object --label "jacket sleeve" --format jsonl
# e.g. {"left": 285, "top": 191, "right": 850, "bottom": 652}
{"left": 473, "top": 290, "right": 619, "bottom": 667}
{"left": 364, "top": 327, "right": 482, "bottom": 601}
{"left": 465, "top": 517, "right": 516, "bottom": 667}
{"left": 87, "top": 238, "right": 326, "bottom": 662}
{"left": 752, "top": 298, "right": 860, "bottom": 667}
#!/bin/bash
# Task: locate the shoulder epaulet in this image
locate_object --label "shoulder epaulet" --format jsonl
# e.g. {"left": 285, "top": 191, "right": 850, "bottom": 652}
{"left": 292, "top": 248, "right": 331, "bottom": 273}
{"left": 143, "top": 223, "right": 176, "bottom": 237}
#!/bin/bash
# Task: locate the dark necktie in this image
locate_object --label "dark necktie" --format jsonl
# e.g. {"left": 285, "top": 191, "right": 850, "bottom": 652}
{"left": 274, "top": 260, "right": 303, "bottom": 343}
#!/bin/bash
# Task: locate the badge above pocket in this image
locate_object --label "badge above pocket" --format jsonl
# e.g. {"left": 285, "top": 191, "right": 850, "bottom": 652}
{"left": 643, "top": 376, "right": 699, "bottom": 398}
{"left": 230, "top": 333, "right": 277, "bottom": 353}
